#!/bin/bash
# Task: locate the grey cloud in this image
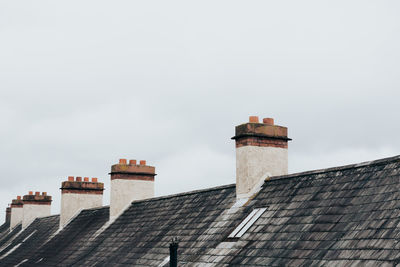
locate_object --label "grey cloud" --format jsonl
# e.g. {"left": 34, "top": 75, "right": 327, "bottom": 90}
{"left": 0, "top": 0, "right": 399, "bottom": 220}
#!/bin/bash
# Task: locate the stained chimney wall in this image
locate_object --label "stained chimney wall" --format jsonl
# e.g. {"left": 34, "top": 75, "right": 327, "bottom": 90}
{"left": 233, "top": 116, "right": 290, "bottom": 199}
{"left": 22, "top": 193, "right": 51, "bottom": 229}
{"left": 10, "top": 197, "right": 23, "bottom": 230}
{"left": 110, "top": 159, "right": 156, "bottom": 219}
{"left": 60, "top": 177, "right": 104, "bottom": 228}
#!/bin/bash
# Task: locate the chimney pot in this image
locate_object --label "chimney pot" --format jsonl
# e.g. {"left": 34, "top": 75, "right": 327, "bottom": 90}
{"left": 92, "top": 178, "right": 98, "bottom": 182}
{"left": 249, "top": 116, "right": 259, "bottom": 123}
{"left": 119, "top": 159, "right": 127, "bottom": 164}
{"left": 29, "top": 191, "right": 33, "bottom": 195}
{"left": 84, "top": 177, "right": 89, "bottom": 182}
{"left": 35, "top": 191, "right": 40, "bottom": 196}
{"left": 68, "top": 176, "right": 74, "bottom": 181}
{"left": 17, "top": 196, "right": 21, "bottom": 200}
{"left": 262, "top": 118, "right": 274, "bottom": 125}
{"left": 140, "top": 160, "right": 146, "bottom": 165}
{"left": 129, "top": 159, "right": 137, "bottom": 165}
{"left": 76, "top": 177, "right": 82, "bottom": 182}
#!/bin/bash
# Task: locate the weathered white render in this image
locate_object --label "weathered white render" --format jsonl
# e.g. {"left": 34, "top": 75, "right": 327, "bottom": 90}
{"left": 10, "top": 207, "right": 23, "bottom": 230}
{"left": 236, "top": 145, "right": 288, "bottom": 198}
{"left": 22, "top": 204, "right": 51, "bottom": 229}
{"left": 60, "top": 193, "right": 103, "bottom": 228}
{"left": 110, "top": 179, "right": 154, "bottom": 219}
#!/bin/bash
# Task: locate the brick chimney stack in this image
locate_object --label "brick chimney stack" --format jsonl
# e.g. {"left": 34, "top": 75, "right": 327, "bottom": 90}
{"left": 110, "top": 159, "right": 156, "bottom": 219}
{"left": 10, "top": 196, "right": 23, "bottom": 230}
{"left": 22, "top": 191, "right": 52, "bottom": 229}
{"left": 5, "top": 205, "right": 11, "bottom": 224}
{"left": 60, "top": 176, "right": 104, "bottom": 228}
{"left": 232, "top": 116, "right": 291, "bottom": 199}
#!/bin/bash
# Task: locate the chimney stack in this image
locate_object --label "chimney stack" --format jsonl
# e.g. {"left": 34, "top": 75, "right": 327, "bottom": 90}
{"left": 10, "top": 196, "right": 23, "bottom": 230}
{"left": 5, "top": 205, "right": 11, "bottom": 224}
{"left": 110, "top": 159, "right": 156, "bottom": 219}
{"left": 22, "top": 192, "right": 52, "bottom": 229}
{"left": 60, "top": 176, "right": 104, "bottom": 228}
{"left": 232, "top": 116, "right": 291, "bottom": 198}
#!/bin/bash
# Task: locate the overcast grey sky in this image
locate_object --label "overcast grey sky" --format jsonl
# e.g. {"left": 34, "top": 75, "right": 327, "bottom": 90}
{"left": 1, "top": 1, "right": 399, "bottom": 222}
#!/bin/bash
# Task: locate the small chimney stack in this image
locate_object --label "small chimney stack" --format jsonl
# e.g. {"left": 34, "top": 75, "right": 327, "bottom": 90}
{"left": 110, "top": 159, "right": 156, "bottom": 219}
{"left": 22, "top": 192, "right": 52, "bottom": 229}
{"left": 10, "top": 196, "right": 23, "bottom": 230}
{"left": 60, "top": 176, "right": 104, "bottom": 228}
{"left": 5, "top": 205, "right": 11, "bottom": 224}
{"left": 232, "top": 116, "right": 291, "bottom": 198}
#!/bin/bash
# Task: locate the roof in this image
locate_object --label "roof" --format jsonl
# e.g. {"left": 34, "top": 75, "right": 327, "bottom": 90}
{"left": 0, "top": 155, "right": 399, "bottom": 266}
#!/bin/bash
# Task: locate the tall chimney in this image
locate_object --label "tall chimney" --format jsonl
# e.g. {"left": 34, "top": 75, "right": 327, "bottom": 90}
{"left": 10, "top": 196, "right": 23, "bottom": 230}
{"left": 22, "top": 191, "right": 52, "bottom": 229}
{"left": 110, "top": 159, "right": 156, "bottom": 219}
{"left": 60, "top": 176, "right": 104, "bottom": 228}
{"left": 5, "top": 205, "right": 11, "bottom": 224}
{"left": 232, "top": 116, "right": 291, "bottom": 198}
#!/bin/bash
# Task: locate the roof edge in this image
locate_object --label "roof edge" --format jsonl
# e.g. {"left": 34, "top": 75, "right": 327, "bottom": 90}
{"left": 270, "top": 154, "right": 400, "bottom": 182}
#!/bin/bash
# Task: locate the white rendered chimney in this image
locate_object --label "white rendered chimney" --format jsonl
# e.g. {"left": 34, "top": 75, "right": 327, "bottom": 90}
{"left": 110, "top": 159, "right": 156, "bottom": 220}
{"left": 232, "top": 116, "right": 291, "bottom": 199}
{"left": 22, "top": 191, "right": 52, "bottom": 229}
{"left": 10, "top": 196, "right": 23, "bottom": 230}
{"left": 60, "top": 176, "right": 104, "bottom": 228}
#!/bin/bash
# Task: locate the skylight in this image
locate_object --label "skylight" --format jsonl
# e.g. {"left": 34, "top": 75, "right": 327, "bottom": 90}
{"left": 228, "top": 208, "right": 267, "bottom": 239}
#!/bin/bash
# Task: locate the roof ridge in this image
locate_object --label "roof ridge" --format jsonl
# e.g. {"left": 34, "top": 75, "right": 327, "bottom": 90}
{"left": 270, "top": 154, "right": 400, "bottom": 181}
{"left": 80, "top": 205, "right": 110, "bottom": 212}
{"left": 130, "top": 183, "right": 236, "bottom": 204}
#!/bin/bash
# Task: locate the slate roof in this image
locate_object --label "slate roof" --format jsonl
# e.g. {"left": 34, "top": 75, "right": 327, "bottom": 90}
{"left": 0, "top": 215, "right": 59, "bottom": 266}
{"left": 0, "top": 155, "right": 399, "bottom": 266}
{"left": 0, "top": 222, "right": 9, "bottom": 241}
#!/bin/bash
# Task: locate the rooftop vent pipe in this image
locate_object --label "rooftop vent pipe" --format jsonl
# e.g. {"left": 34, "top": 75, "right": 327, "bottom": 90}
{"left": 169, "top": 238, "right": 179, "bottom": 267}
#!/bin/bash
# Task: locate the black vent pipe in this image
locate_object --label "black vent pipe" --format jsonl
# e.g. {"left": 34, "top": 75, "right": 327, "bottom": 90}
{"left": 169, "top": 238, "right": 179, "bottom": 267}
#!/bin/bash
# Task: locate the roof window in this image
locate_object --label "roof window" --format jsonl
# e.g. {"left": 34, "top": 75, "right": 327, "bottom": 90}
{"left": 228, "top": 207, "right": 267, "bottom": 239}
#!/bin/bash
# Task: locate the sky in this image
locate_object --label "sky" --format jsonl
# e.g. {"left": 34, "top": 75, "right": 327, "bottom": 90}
{"left": 1, "top": 0, "right": 399, "bottom": 222}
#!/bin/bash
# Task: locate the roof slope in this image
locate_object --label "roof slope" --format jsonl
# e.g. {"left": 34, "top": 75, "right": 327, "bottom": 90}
{"left": 26, "top": 206, "right": 109, "bottom": 266}
{"left": 191, "top": 156, "right": 400, "bottom": 266}
{"left": 0, "top": 222, "right": 10, "bottom": 243}
{"left": 0, "top": 156, "right": 399, "bottom": 266}
{"left": 71, "top": 184, "right": 241, "bottom": 266}
{"left": 0, "top": 215, "right": 59, "bottom": 267}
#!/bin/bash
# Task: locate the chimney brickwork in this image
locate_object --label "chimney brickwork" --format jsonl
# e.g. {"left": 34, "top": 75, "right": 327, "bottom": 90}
{"left": 110, "top": 159, "right": 156, "bottom": 219}
{"left": 10, "top": 196, "right": 23, "bottom": 230}
{"left": 22, "top": 192, "right": 52, "bottom": 229}
{"left": 5, "top": 206, "right": 11, "bottom": 224}
{"left": 60, "top": 176, "right": 104, "bottom": 228}
{"left": 233, "top": 116, "right": 291, "bottom": 198}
